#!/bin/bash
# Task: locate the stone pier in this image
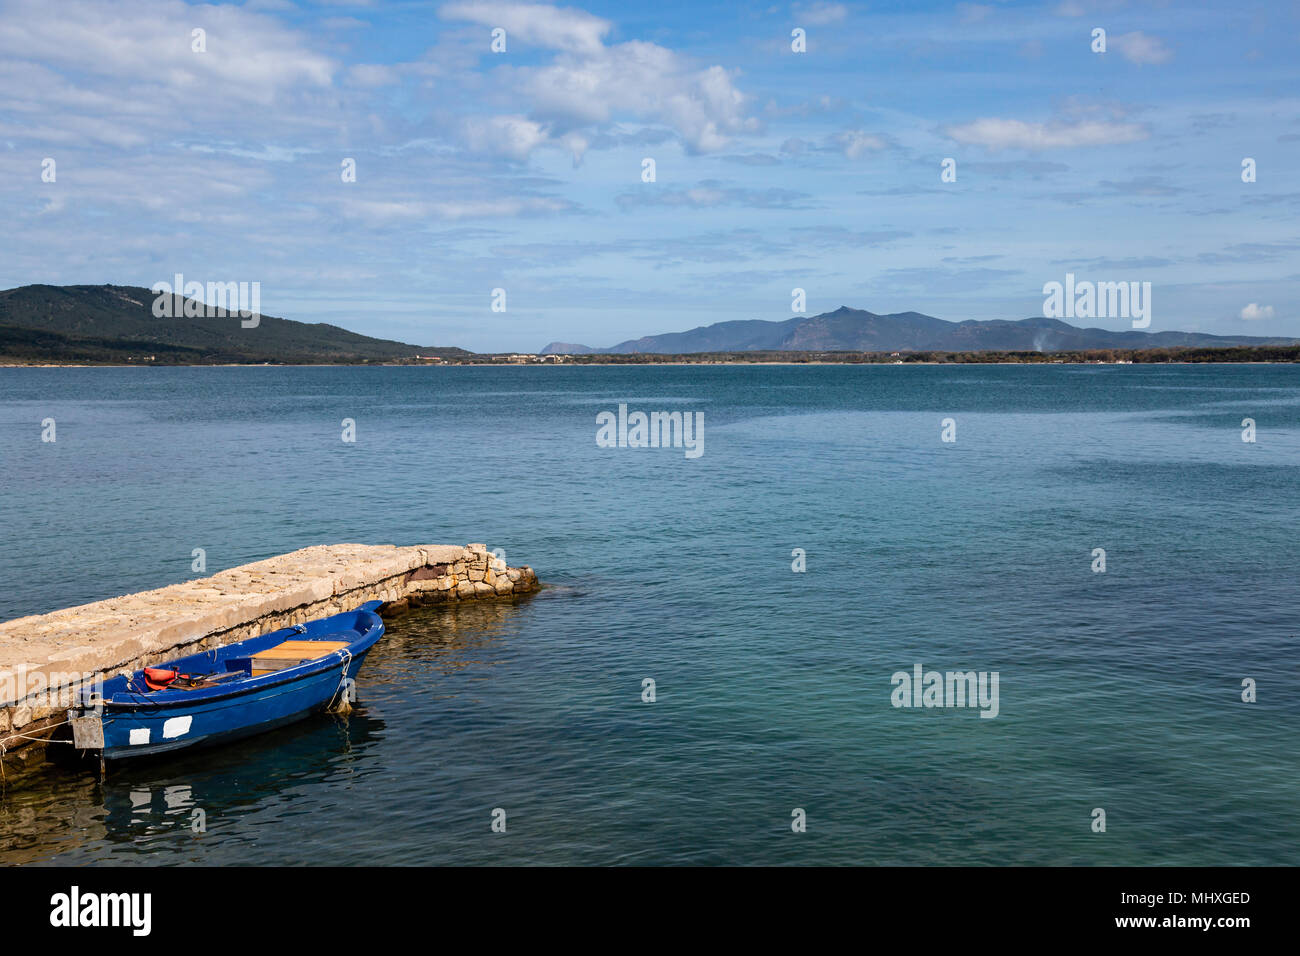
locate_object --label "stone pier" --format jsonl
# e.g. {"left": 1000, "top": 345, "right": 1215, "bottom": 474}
{"left": 0, "top": 543, "right": 538, "bottom": 775}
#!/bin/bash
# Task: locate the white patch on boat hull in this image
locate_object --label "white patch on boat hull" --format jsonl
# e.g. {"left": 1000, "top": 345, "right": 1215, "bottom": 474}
{"left": 162, "top": 715, "right": 193, "bottom": 739}
{"left": 129, "top": 727, "right": 150, "bottom": 745}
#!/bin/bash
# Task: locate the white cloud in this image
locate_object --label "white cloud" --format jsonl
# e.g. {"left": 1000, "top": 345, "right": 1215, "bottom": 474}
{"left": 833, "top": 129, "right": 887, "bottom": 158}
{"left": 1112, "top": 31, "right": 1173, "bottom": 65}
{"left": 336, "top": 195, "right": 571, "bottom": 224}
{"left": 0, "top": 0, "right": 601, "bottom": 244}
{"left": 461, "top": 115, "right": 550, "bottom": 162}
{"left": 792, "top": 2, "right": 848, "bottom": 25}
{"left": 439, "top": 1, "right": 611, "bottom": 55}
{"left": 181, "top": 142, "right": 317, "bottom": 163}
{"left": 944, "top": 117, "right": 1147, "bottom": 150}
{"left": 431, "top": 197, "right": 569, "bottom": 219}
{"left": 615, "top": 181, "right": 811, "bottom": 210}
{"left": 0, "top": 0, "right": 338, "bottom": 154}
{"left": 0, "top": 0, "right": 335, "bottom": 99}
{"left": 442, "top": 13, "right": 757, "bottom": 156}
{"left": 0, "top": 148, "right": 275, "bottom": 222}
{"left": 1239, "top": 303, "right": 1275, "bottom": 320}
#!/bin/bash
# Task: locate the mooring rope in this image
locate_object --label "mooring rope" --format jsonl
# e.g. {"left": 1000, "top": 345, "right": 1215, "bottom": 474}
{"left": 0, "top": 718, "right": 74, "bottom": 786}
{"left": 330, "top": 649, "right": 354, "bottom": 713}
{"left": 1, "top": 718, "right": 73, "bottom": 750}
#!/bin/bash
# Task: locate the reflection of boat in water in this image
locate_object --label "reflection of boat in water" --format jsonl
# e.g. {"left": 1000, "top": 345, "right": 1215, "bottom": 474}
{"left": 0, "top": 706, "right": 389, "bottom": 864}
{"left": 68, "top": 602, "right": 384, "bottom": 768}
{"left": 95, "top": 708, "right": 387, "bottom": 842}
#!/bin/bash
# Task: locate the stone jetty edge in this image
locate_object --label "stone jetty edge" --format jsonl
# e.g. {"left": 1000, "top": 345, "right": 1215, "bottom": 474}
{"left": 0, "top": 543, "right": 538, "bottom": 759}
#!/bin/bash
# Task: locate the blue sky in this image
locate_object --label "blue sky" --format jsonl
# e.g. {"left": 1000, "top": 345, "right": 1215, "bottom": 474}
{"left": 1, "top": 0, "right": 1297, "bottom": 351}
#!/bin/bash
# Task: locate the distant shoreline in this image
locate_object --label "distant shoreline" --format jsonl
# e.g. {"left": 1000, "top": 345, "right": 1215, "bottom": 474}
{"left": 4, "top": 358, "right": 1299, "bottom": 370}
{"left": 4, "top": 343, "right": 1300, "bottom": 369}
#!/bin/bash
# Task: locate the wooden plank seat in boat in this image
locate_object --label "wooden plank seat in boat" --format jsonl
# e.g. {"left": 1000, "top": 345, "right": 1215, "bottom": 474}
{"left": 249, "top": 638, "right": 352, "bottom": 676}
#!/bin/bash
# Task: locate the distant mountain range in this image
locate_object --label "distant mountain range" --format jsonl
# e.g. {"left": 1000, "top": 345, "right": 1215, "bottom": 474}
{"left": 4, "top": 289, "right": 1292, "bottom": 365}
{"left": 0, "top": 284, "right": 469, "bottom": 364}
{"left": 541, "top": 307, "right": 1298, "bottom": 354}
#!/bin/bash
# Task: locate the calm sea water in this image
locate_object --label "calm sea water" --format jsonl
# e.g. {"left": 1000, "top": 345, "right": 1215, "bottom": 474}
{"left": 1, "top": 364, "right": 1298, "bottom": 865}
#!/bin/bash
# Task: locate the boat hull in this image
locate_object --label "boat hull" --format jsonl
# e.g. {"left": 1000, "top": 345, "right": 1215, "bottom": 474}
{"left": 69, "top": 602, "right": 385, "bottom": 762}
{"left": 97, "top": 654, "right": 369, "bottom": 759}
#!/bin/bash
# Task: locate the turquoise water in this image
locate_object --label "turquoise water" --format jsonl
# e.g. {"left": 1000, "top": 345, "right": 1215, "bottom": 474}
{"left": 1, "top": 364, "right": 1297, "bottom": 865}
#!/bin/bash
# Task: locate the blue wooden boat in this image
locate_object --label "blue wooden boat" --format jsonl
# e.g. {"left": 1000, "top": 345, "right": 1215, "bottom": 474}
{"left": 68, "top": 601, "right": 385, "bottom": 766}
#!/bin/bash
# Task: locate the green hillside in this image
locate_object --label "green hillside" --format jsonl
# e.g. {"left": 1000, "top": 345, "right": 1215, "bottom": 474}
{"left": 0, "top": 284, "right": 471, "bottom": 364}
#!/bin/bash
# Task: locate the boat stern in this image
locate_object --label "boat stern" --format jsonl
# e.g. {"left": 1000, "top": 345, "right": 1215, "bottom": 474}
{"left": 66, "top": 683, "right": 108, "bottom": 752}
{"left": 67, "top": 709, "right": 106, "bottom": 751}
